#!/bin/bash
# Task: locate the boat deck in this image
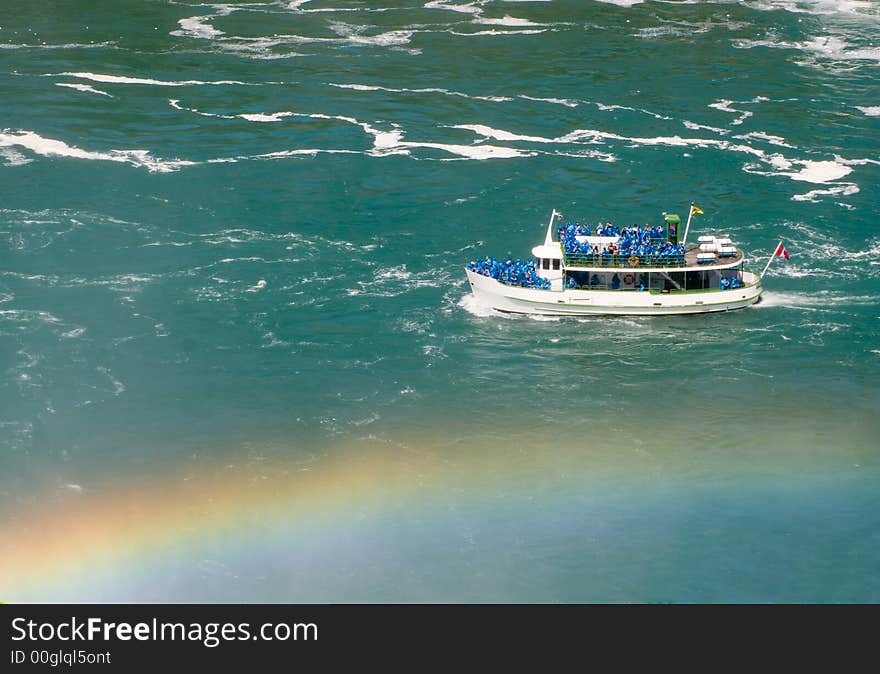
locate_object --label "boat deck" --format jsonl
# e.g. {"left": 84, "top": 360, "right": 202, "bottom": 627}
{"left": 683, "top": 244, "right": 743, "bottom": 266}
{"left": 563, "top": 244, "right": 744, "bottom": 271}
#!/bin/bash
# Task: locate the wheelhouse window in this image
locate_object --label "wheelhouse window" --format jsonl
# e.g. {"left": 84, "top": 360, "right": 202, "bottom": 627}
{"left": 552, "top": 259, "right": 560, "bottom": 270}
{"left": 542, "top": 258, "right": 550, "bottom": 270}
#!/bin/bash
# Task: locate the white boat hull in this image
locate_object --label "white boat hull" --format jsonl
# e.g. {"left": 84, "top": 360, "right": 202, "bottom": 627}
{"left": 465, "top": 269, "right": 762, "bottom": 316}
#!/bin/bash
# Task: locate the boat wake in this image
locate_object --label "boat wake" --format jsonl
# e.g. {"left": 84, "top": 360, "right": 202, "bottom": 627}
{"left": 458, "top": 292, "right": 505, "bottom": 318}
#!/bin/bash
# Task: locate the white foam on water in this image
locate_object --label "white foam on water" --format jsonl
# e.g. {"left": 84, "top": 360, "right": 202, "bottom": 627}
{"left": 742, "top": 154, "right": 858, "bottom": 199}
{"left": 733, "top": 131, "right": 793, "bottom": 147}
{"left": 168, "top": 98, "right": 241, "bottom": 119}
{"left": 311, "top": 111, "right": 364, "bottom": 126}
{"left": 211, "top": 35, "right": 311, "bottom": 60}
{"left": 709, "top": 99, "right": 753, "bottom": 125}
{"left": 242, "top": 51, "right": 306, "bottom": 60}
{"left": 239, "top": 112, "right": 294, "bottom": 122}
{"left": 786, "top": 160, "right": 853, "bottom": 183}
{"left": 458, "top": 292, "right": 506, "bottom": 318}
{"left": 450, "top": 124, "right": 556, "bottom": 143}
{"left": 410, "top": 141, "right": 530, "bottom": 159}
{"left": 755, "top": 288, "right": 877, "bottom": 312}
{"left": 211, "top": 19, "right": 419, "bottom": 57}
{"left": 293, "top": 6, "right": 398, "bottom": 13}
{"left": 743, "top": 0, "right": 880, "bottom": 17}
{"left": 683, "top": 120, "right": 730, "bottom": 135}
{"left": 835, "top": 155, "right": 880, "bottom": 167}
{"left": 550, "top": 150, "right": 618, "bottom": 162}
{"left": 328, "top": 22, "right": 414, "bottom": 47}
{"left": 196, "top": 107, "right": 528, "bottom": 162}
{"left": 329, "top": 83, "right": 383, "bottom": 91}
{"left": 364, "top": 123, "right": 531, "bottom": 159}
{"left": 0, "top": 130, "right": 195, "bottom": 173}
{"left": 517, "top": 94, "right": 579, "bottom": 108}
{"left": 268, "top": 113, "right": 530, "bottom": 160}
{"left": 841, "top": 240, "right": 880, "bottom": 261}
{"left": 370, "top": 128, "right": 409, "bottom": 156}
{"left": 53, "top": 71, "right": 258, "bottom": 86}
{"left": 636, "top": 26, "right": 695, "bottom": 39}
{"left": 797, "top": 36, "right": 880, "bottom": 62}
{"left": 375, "top": 267, "right": 413, "bottom": 282}
{"left": 732, "top": 38, "right": 785, "bottom": 51}
{"left": 755, "top": 292, "right": 833, "bottom": 309}
{"left": 300, "top": 113, "right": 398, "bottom": 154}
{"left": 330, "top": 83, "right": 584, "bottom": 108}
{"left": 460, "top": 124, "right": 632, "bottom": 149}
{"left": 856, "top": 106, "right": 880, "bottom": 116}
{"left": 791, "top": 184, "right": 859, "bottom": 203}
{"left": 735, "top": 34, "right": 880, "bottom": 72}
{"left": 249, "top": 148, "right": 362, "bottom": 160}
{"left": 424, "top": 1, "right": 485, "bottom": 15}
{"left": 595, "top": 102, "right": 671, "bottom": 120}
{"left": 157, "top": 92, "right": 876, "bottom": 177}
{"left": 758, "top": 243, "right": 877, "bottom": 282}
{"left": 560, "top": 128, "right": 706, "bottom": 147}
{"left": 172, "top": 15, "right": 225, "bottom": 39}
{"left": 169, "top": 98, "right": 236, "bottom": 118}
{"left": 55, "top": 82, "right": 113, "bottom": 97}
{"left": 454, "top": 120, "right": 868, "bottom": 199}
{"left": 593, "top": 0, "right": 644, "bottom": 6}
{"left": 0, "top": 41, "right": 115, "bottom": 50}
{"left": 350, "top": 412, "right": 381, "bottom": 427}
{"left": 450, "top": 123, "right": 822, "bottom": 178}
{"left": 97, "top": 366, "right": 126, "bottom": 396}
{"left": 474, "top": 15, "right": 543, "bottom": 27}
{"left": 0, "top": 147, "right": 33, "bottom": 167}
{"left": 199, "top": 4, "right": 239, "bottom": 16}
{"left": 448, "top": 28, "right": 547, "bottom": 36}
{"left": 328, "top": 82, "right": 513, "bottom": 102}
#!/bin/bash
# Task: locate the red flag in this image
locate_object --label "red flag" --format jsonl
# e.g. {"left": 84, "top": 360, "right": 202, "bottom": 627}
{"left": 774, "top": 242, "right": 790, "bottom": 260}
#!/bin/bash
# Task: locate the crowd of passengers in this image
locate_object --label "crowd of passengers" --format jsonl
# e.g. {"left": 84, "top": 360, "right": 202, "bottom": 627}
{"left": 467, "top": 257, "right": 551, "bottom": 290}
{"left": 558, "top": 222, "right": 685, "bottom": 260}
{"left": 558, "top": 222, "right": 665, "bottom": 239}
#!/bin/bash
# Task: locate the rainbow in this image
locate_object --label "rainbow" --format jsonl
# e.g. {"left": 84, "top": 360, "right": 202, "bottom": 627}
{"left": 3, "top": 433, "right": 620, "bottom": 601}
{"left": 1, "top": 439, "right": 446, "bottom": 601}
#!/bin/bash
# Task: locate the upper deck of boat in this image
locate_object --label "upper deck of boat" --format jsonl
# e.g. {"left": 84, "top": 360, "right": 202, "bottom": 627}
{"left": 562, "top": 243, "right": 744, "bottom": 271}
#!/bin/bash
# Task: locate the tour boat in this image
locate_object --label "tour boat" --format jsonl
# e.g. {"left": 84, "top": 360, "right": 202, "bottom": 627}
{"left": 465, "top": 205, "right": 780, "bottom": 316}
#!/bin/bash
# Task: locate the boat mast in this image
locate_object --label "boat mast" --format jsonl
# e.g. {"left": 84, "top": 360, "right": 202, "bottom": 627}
{"left": 760, "top": 240, "right": 787, "bottom": 278}
{"left": 681, "top": 202, "right": 702, "bottom": 245}
{"left": 545, "top": 209, "right": 561, "bottom": 246}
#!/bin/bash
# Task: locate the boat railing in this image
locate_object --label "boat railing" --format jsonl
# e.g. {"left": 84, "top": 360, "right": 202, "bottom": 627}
{"left": 562, "top": 252, "right": 686, "bottom": 268}
{"left": 568, "top": 276, "right": 761, "bottom": 293}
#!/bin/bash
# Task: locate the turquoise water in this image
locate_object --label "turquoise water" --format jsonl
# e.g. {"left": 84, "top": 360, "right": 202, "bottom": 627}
{"left": 1, "top": 0, "right": 879, "bottom": 602}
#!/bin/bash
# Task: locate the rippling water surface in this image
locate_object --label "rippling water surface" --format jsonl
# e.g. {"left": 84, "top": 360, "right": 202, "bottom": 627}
{"left": 1, "top": 0, "right": 879, "bottom": 602}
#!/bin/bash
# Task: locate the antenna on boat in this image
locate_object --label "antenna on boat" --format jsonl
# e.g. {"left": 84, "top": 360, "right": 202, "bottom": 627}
{"left": 545, "top": 209, "right": 562, "bottom": 246}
